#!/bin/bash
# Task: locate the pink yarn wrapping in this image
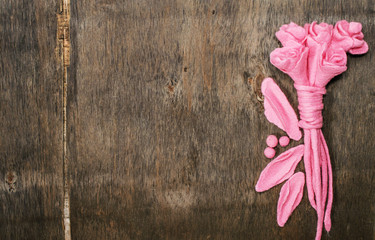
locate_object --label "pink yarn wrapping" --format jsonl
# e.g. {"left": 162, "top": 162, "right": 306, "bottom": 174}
{"left": 295, "top": 84, "right": 332, "bottom": 238}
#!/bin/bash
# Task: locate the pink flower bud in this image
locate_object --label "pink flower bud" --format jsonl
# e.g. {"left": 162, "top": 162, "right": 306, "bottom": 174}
{"left": 276, "top": 22, "right": 307, "bottom": 46}
{"left": 305, "top": 22, "right": 333, "bottom": 47}
{"left": 270, "top": 43, "right": 309, "bottom": 85}
{"left": 332, "top": 20, "right": 368, "bottom": 55}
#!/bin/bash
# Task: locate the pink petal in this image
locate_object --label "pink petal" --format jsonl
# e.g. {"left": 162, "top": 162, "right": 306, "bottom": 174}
{"left": 262, "top": 78, "right": 302, "bottom": 141}
{"left": 348, "top": 22, "right": 362, "bottom": 33}
{"left": 348, "top": 41, "right": 369, "bottom": 55}
{"left": 255, "top": 144, "right": 304, "bottom": 192}
{"left": 277, "top": 172, "right": 305, "bottom": 227}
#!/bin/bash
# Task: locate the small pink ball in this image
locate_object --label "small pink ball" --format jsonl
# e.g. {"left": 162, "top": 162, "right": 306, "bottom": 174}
{"left": 279, "top": 136, "right": 290, "bottom": 147}
{"left": 266, "top": 135, "right": 278, "bottom": 148}
{"left": 264, "top": 147, "right": 276, "bottom": 159}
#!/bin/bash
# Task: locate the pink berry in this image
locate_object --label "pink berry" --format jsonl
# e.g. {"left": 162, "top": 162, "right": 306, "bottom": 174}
{"left": 264, "top": 147, "right": 276, "bottom": 159}
{"left": 266, "top": 135, "right": 278, "bottom": 148}
{"left": 279, "top": 136, "right": 290, "bottom": 147}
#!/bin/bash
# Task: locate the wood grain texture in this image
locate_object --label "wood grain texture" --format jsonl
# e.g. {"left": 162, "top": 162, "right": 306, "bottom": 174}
{"left": 1, "top": 0, "right": 373, "bottom": 239}
{"left": 67, "top": 0, "right": 375, "bottom": 239}
{"left": 0, "top": 0, "right": 64, "bottom": 239}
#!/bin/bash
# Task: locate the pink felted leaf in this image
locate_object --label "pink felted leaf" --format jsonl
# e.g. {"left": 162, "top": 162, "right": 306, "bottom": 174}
{"left": 277, "top": 172, "right": 305, "bottom": 227}
{"left": 255, "top": 144, "right": 304, "bottom": 192}
{"left": 261, "top": 78, "right": 302, "bottom": 141}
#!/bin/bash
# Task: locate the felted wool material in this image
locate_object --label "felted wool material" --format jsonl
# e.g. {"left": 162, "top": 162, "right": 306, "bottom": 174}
{"left": 279, "top": 136, "right": 290, "bottom": 147}
{"left": 255, "top": 144, "right": 304, "bottom": 192}
{"left": 266, "top": 135, "right": 278, "bottom": 148}
{"left": 264, "top": 147, "right": 276, "bottom": 159}
{"left": 277, "top": 172, "right": 305, "bottom": 227}
{"left": 261, "top": 78, "right": 302, "bottom": 141}
{"left": 269, "top": 20, "right": 368, "bottom": 240}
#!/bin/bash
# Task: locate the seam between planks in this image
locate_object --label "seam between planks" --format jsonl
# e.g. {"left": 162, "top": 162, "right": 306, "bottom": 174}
{"left": 57, "top": 0, "right": 71, "bottom": 239}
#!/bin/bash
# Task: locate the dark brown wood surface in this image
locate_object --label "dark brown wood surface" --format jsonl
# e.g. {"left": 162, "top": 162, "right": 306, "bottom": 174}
{"left": 1, "top": 0, "right": 375, "bottom": 239}
{"left": 0, "top": 0, "right": 64, "bottom": 239}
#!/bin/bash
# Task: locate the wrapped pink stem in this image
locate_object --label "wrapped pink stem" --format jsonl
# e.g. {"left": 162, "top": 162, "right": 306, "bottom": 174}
{"left": 295, "top": 84, "right": 331, "bottom": 240}
{"left": 321, "top": 131, "right": 333, "bottom": 231}
{"left": 303, "top": 130, "right": 316, "bottom": 210}
{"left": 320, "top": 131, "right": 328, "bottom": 230}
{"left": 311, "top": 129, "right": 323, "bottom": 240}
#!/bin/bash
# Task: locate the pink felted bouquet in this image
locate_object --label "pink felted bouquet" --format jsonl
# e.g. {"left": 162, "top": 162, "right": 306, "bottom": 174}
{"left": 255, "top": 20, "right": 368, "bottom": 240}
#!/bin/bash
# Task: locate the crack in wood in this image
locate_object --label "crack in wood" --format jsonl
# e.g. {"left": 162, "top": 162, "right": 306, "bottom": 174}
{"left": 57, "top": 0, "right": 71, "bottom": 239}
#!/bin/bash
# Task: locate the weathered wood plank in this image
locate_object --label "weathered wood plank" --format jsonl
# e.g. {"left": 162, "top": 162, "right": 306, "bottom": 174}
{"left": 0, "top": 0, "right": 64, "bottom": 239}
{"left": 68, "top": 0, "right": 375, "bottom": 239}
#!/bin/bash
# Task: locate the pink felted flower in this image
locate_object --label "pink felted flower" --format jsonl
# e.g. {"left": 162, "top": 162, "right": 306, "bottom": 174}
{"left": 270, "top": 42, "right": 309, "bottom": 85}
{"left": 305, "top": 22, "right": 333, "bottom": 47}
{"left": 313, "top": 44, "right": 348, "bottom": 87}
{"left": 332, "top": 20, "right": 369, "bottom": 54}
{"left": 276, "top": 22, "right": 307, "bottom": 46}
{"left": 260, "top": 20, "right": 368, "bottom": 240}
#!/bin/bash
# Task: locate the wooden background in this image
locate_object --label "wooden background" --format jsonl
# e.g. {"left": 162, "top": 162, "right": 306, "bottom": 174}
{"left": 1, "top": 0, "right": 374, "bottom": 239}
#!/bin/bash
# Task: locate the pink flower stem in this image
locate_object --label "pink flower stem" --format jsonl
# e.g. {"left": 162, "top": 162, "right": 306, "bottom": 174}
{"left": 320, "top": 130, "right": 328, "bottom": 228}
{"left": 311, "top": 129, "right": 323, "bottom": 240}
{"left": 321, "top": 131, "right": 333, "bottom": 231}
{"left": 303, "top": 130, "right": 317, "bottom": 210}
